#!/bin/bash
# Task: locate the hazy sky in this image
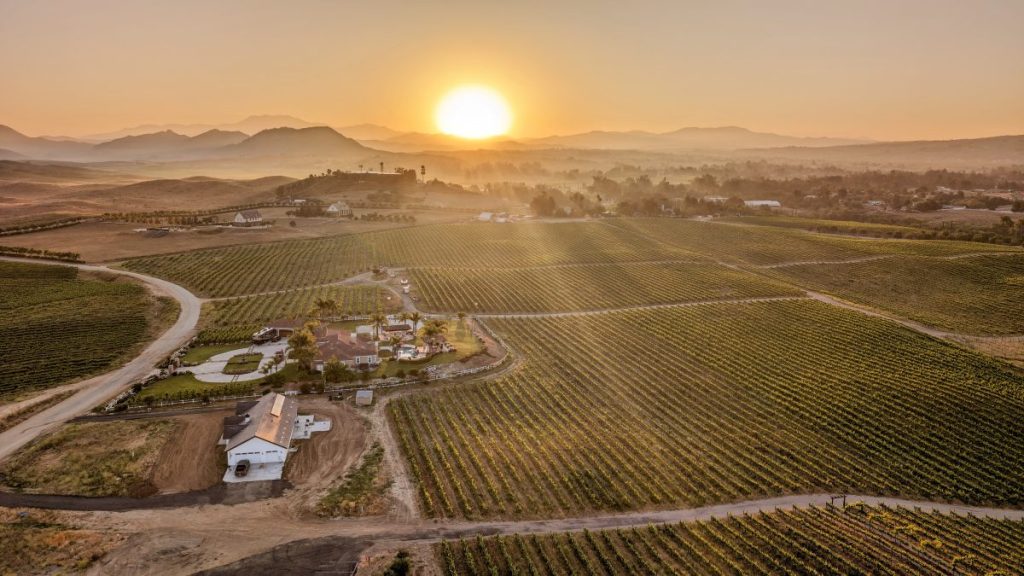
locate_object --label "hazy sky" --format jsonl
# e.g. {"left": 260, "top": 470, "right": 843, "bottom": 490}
{"left": 2, "top": 0, "right": 1022, "bottom": 140}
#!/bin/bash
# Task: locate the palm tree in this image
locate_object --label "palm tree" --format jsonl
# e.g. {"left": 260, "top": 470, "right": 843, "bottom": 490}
{"left": 398, "top": 311, "right": 410, "bottom": 324}
{"left": 314, "top": 298, "right": 338, "bottom": 320}
{"left": 370, "top": 312, "right": 387, "bottom": 340}
{"left": 457, "top": 311, "right": 466, "bottom": 327}
{"left": 387, "top": 334, "right": 403, "bottom": 358}
{"left": 408, "top": 311, "right": 422, "bottom": 330}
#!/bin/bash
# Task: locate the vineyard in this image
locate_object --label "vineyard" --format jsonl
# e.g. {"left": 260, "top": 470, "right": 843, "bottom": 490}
{"left": 610, "top": 218, "right": 1021, "bottom": 265}
{"left": 771, "top": 254, "right": 1024, "bottom": 335}
{"left": 409, "top": 263, "right": 801, "bottom": 313}
{"left": 202, "top": 285, "right": 399, "bottom": 327}
{"left": 436, "top": 504, "right": 1024, "bottom": 575}
{"left": 0, "top": 261, "right": 157, "bottom": 400}
{"left": 122, "top": 222, "right": 693, "bottom": 297}
{"left": 389, "top": 299, "right": 1024, "bottom": 520}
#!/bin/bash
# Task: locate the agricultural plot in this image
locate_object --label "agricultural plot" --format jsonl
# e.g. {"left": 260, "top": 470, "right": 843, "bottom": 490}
{"left": 390, "top": 300, "right": 1024, "bottom": 520}
{"left": 437, "top": 505, "right": 1024, "bottom": 575}
{"left": 123, "top": 222, "right": 693, "bottom": 297}
{"left": 771, "top": 254, "right": 1024, "bottom": 335}
{"left": 202, "top": 285, "right": 399, "bottom": 326}
{"left": 410, "top": 262, "right": 801, "bottom": 313}
{"left": 0, "top": 261, "right": 162, "bottom": 400}
{"left": 611, "top": 218, "right": 1021, "bottom": 265}
{"left": 731, "top": 215, "right": 924, "bottom": 236}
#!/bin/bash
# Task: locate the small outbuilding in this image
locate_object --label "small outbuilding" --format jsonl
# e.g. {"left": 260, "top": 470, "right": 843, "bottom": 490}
{"left": 355, "top": 389, "right": 374, "bottom": 406}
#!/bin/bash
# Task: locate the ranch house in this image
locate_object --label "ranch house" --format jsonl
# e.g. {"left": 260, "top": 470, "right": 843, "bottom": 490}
{"left": 314, "top": 331, "right": 380, "bottom": 371}
{"left": 326, "top": 201, "right": 352, "bottom": 217}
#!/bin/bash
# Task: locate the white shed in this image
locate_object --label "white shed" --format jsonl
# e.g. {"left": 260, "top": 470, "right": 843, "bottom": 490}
{"left": 355, "top": 389, "right": 374, "bottom": 406}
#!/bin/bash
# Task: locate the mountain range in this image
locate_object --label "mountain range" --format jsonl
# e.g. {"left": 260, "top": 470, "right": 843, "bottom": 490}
{"left": 0, "top": 124, "right": 371, "bottom": 163}
{"left": 1, "top": 120, "right": 1021, "bottom": 170}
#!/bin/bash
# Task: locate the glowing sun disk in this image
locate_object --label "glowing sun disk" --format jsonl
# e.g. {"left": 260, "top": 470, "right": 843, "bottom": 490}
{"left": 435, "top": 85, "right": 512, "bottom": 139}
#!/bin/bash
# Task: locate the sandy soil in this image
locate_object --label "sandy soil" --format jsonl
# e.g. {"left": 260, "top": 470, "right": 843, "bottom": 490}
{"left": 151, "top": 411, "right": 230, "bottom": 494}
{"left": 286, "top": 398, "right": 367, "bottom": 490}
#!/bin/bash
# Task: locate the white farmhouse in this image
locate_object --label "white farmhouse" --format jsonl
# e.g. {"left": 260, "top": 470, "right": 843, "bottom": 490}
{"left": 326, "top": 201, "right": 352, "bottom": 217}
{"left": 478, "top": 211, "right": 493, "bottom": 222}
{"left": 233, "top": 209, "right": 263, "bottom": 227}
{"left": 219, "top": 393, "right": 329, "bottom": 482}
{"left": 744, "top": 200, "right": 782, "bottom": 209}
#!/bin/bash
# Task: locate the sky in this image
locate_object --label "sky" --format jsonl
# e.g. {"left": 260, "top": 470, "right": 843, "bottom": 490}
{"left": 1, "top": 0, "right": 1022, "bottom": 140}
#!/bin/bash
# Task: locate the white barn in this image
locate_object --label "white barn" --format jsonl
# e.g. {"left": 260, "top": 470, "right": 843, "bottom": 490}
{"left": 219, "top": 393, "right": 329, "bottom": 482}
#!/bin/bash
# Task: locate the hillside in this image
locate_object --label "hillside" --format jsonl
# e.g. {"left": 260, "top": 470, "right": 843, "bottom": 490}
{"left": 526, "top": 126, "right": 868, "bottom": 151}
{"left": 223, "top": 126, "right": 370, "bottom": 158}
{"left": 0, "top": 160, "right": 140, "bottom": 184}
{"left": 748, "top": 134, "right": 1024, "bottom": 168}
{"left": 0, "top": 125, "right": 94, "bottom": 160}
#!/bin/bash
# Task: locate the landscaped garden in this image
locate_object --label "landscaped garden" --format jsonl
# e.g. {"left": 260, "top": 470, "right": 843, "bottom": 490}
{"left": 222, "top": 353, "right": 263, "bottom": 375}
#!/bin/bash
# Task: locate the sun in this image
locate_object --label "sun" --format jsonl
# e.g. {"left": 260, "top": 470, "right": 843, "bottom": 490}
{"left": 435, "top": 85, "right": 512, "bottom": 139}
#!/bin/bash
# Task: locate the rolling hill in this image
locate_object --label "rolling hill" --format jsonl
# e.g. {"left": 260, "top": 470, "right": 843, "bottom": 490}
{"left": 747, "top": 135, "right": 1024, "bottom": 168}
{"left": 526, "top": 126, "right": 869, "bottom": 151}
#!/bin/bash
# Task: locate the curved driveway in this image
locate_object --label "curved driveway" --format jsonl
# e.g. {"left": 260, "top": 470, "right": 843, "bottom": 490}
{"left": 0, "top": 257, "right": 201, "bottom": 463}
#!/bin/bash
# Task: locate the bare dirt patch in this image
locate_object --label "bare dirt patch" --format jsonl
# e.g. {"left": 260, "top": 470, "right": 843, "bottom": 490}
{"left": 193, "top": 536, "right": 371, "bottom": 576}
{"left": 286, "top": 397, "right": 367, "bottom": 489}
{"left": 151, "top": 411, "right": 231, "bottom": 494}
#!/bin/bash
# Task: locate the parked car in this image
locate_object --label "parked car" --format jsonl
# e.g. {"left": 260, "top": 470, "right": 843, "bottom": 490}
{"left": 234, "top": 460, "right": 250, "bottom": 477}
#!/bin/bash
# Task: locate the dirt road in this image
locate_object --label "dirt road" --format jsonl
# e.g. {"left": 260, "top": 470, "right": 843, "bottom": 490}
{"left": 0, "top": 257, "right": 202, "bottom": 463}
{"left": 80, "top": 491, "right": 1024, "bottom": 575}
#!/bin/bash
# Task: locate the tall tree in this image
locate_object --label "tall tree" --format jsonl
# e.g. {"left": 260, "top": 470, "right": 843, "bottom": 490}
{"left": 288, "top": 328, "right": 319, "bottom": 372}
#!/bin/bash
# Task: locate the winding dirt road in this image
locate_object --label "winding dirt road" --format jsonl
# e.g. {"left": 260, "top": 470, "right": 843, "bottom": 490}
{"left": 84, "top": 491, "right": 1024, "bottom": 575}
{"left": 0, "top": 257, "right": 202, "bottom": 463}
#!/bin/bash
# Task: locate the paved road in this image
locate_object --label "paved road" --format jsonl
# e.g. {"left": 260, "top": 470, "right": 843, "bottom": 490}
{"left": 0, "top": 257, "right": 202, "bottom": 463}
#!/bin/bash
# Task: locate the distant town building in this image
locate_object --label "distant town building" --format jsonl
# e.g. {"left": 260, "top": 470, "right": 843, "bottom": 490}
{"left": 744, "top": 200, "right": 782, "bottom": 209}
{"left": 478, "top": 211, "right": 493, "bottom": 222}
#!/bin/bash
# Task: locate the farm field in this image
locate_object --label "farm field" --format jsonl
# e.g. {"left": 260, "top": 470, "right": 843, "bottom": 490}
{"left": 610, "top": 218, "right": 1022, "bottom": 265}
{"left": 409, "top": 262, "right": 801, "bottom": 313}
{"left": 390, "top": 300, "right": 1024, "bottom": 520}
{"left": 728, "top": 215, "right": 925, "bottom": 236}
{"left": 122, "top": 222, "right": 694, "bottom": 297}
{"left": 437, "top": 504, "right": 1024, "bottom": 575}
{"left": 0, "top": 261, "right": 174, "bottom": 401}
{"left": 202, "top": 284, "right": 399, "bottom": 327}
{"left": 770, "top": 254, "right": 1024, "bottom": 335}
